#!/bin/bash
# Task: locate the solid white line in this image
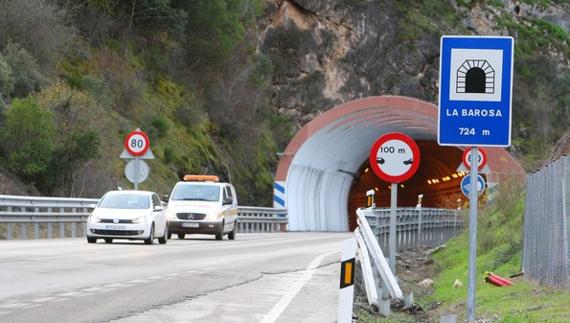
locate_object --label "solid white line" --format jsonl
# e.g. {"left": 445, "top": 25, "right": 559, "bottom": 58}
{"left": 259, "top": 250, "right": 338, "bottom": 323}
{"left": 0, "top": 310, "right": 12, "bottom": 315}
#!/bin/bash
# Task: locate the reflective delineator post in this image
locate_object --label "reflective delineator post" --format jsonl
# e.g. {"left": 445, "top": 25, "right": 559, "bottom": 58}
{"left": 467, "top": 146, "right": 478, "bottom": 321}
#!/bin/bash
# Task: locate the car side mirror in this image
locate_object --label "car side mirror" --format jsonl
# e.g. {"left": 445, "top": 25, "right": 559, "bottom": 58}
{"left": 162, "top": 194, "right": 169, "bottom": 202}
{"left": 153, "top": 205, "right": 164, "bottom": 212}
{"left": 223, "top": 197, "right": 233, "bottom": 205}
{"left": 87, "top": 203, "right": 97, "bottom": 210}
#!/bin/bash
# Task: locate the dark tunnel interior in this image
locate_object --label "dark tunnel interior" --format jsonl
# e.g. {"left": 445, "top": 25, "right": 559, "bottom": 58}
{"left": 347, "top": 141, "right": 484, "bottom": 230}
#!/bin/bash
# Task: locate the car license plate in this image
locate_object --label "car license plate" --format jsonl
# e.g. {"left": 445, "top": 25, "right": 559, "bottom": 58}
{"left": 182, "top": 222, "right": 199, "bottom": 228}
{"left": 105, "top": 225, "right": 125, "bottom": 230}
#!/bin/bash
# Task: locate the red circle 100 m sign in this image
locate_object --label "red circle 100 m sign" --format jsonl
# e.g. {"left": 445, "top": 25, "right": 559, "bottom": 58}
{"left": 369, "top": 132, "right": 420, "bottom": 183}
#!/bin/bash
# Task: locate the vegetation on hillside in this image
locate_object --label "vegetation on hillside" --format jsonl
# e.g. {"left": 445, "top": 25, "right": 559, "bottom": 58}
{"left": 0, "top": 0, "right": 290, "bottom": 203}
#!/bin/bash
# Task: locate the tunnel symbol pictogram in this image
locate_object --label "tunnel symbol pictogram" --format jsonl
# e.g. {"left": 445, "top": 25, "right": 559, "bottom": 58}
{"left": 456, "top": 60, "right": 495, "bottom": 94}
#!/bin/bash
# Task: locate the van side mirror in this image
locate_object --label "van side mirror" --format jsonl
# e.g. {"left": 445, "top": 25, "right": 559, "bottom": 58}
{"left": 153, "top": 205, "right": 164, "bottom": 212}
{"left": 87, "top": 203, "right": 97, "bottom": 210}
{"left": 162, "top": 194, "right": 169, "bottom": 202}
{"left": 223, "top": 197, "right": 233, "bottom": 205}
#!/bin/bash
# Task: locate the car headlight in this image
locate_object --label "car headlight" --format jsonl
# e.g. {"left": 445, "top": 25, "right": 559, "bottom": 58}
{"left": 89, "top": 215, "right": 101, "bottom": 223}
{"left": 166, "top": 210, "right": 177, "bottom": 220}
{"left": 132, "top": 216, "right": 147, "bottom": 224}
{"left": 205, "top": 212, "right": 221, "bottom": 221}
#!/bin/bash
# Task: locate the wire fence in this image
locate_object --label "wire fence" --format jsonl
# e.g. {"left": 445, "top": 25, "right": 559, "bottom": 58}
{"left": 523, "top": 156, "right": 570, "bottom": 286}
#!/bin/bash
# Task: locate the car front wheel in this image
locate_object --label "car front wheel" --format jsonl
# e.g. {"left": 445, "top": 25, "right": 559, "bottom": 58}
{"left": 144, "top": 225, "right": 155, "bottom": 245}
{"left": 228, "top": 222, "right": 237, "bottom": 240}
{"left": 87, "top": 237, "right": 97, "bottom": 244}
{"left": 158, "top": 226, "right": 168, "bottom": 244}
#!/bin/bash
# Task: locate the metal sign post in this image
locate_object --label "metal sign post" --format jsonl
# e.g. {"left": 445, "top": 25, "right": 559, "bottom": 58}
{"left": 134, "top": 157, "right": 140, "bottom": 190}
{"left": 389, "top": 183, "right": 398, "bottom": 274}
{"left": 467, "top": 146, "right": 478, "bottom": 321}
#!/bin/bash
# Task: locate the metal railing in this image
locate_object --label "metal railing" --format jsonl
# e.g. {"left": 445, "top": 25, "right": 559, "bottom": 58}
{"left": 360, "top": 207, "right": 464, "bottom": 254}
{"left": 523, "top": 156, "right": 569, "bottom": 286}
{"left": 0, "top": 195, "right": 288, "bottom": 240}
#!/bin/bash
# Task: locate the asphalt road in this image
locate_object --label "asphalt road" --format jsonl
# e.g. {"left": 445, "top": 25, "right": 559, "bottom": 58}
{"left": 0, "top": 232, "right": 350, "bottom": 323}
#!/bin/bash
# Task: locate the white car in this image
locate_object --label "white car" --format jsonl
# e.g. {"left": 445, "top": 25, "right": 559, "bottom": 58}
{"left": 86, "top": 190, "right": 168, "bottom": 244}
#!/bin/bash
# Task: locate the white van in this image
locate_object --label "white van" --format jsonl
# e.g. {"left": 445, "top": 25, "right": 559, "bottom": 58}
{"left": 165, "top": 175, "right": 238, "bottom": 240}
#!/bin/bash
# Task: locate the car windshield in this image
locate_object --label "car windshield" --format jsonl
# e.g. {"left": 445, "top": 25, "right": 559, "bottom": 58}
{"left": 172, "top": 184, "right": 220, "bottom": 202}
{"left": 98, "top": 193, "right": 150, "bottom": 209}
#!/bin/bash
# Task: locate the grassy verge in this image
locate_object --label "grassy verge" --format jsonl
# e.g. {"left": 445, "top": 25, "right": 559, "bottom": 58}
{"left": 424, "top": 184, "right": 570, "bottom": 322}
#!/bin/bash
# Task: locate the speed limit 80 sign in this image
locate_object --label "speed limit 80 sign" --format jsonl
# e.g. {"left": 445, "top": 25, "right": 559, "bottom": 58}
{"left": 124, "top": 130, "right": 150, "bottom": 157}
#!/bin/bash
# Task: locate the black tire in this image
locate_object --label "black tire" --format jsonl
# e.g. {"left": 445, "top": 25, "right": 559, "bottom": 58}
{"left": 87, "top": 237, "right": 97, "bottom": 244}
{"left": 104, "top": 238, "right": 113, "bottom": 244}
{"left": 228, "top": 222, "right": 237, "bottom": 240}
{"left": 158, "top": 226, "right": 168, "bottom": 244}
{"left": 177, "top": 233, "right": 185, "bottom": 240}
{"left": 215, "top": 221, "right": 224, "bottom": 240}
{"left": 167, "top": 231, "right": 172, "bottom": 240}
{"left": 144, "top": 225, "right": 155, "bottom": 245}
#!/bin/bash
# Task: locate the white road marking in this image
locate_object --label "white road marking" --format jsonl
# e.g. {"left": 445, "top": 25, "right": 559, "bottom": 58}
{"left": 259, "top": 250, "right": 338, "bottom": 323}
{"left": 57, "top": 292, "right": 81, "bottom": 297}
{"left": 166, "top": 273, "right": 180, "bottom": 277}
{"left": 0, "top": 302, "right": 31, "bottom": 309}
{"left": 51, "top": 298, "right": 69, "bottom": 303}
{"left": 106, "top": 283, "right": 127, "bottom": 288}
{"left": 30, "top": 297, "right": 57, "bottom": 303}
{"left": 83, "top": 287, "right": 105, "bottom": 292}
{"left": 148, "top": 276, "right": 163, "bottom": 280}
{"left": 127, "top": 279, "right": 145, "bottom": 284}
{"left": 0, "top": 310, "right": 12, "bottom": 315}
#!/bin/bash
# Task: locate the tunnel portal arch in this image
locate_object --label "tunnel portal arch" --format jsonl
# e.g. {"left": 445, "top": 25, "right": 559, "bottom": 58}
{"left": 274, "top": 96, "right": 524, "bottom": 232}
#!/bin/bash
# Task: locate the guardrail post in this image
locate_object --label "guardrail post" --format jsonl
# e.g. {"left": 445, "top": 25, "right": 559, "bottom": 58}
{"left": 417, "top": 208, "right": 423, "bottom": 246}
{"left": 60, "top": 222, "right": 65, "bottom": 238}
{"left": 7, "top": 222, "right": 13, "bottom": 240}
{"left": 20, "top": 222, "right": 27, "bottom": 240}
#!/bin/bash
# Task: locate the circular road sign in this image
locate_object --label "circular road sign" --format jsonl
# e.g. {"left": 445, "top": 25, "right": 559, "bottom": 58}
{"left": 125, "top": 159, "right": 150, "bottom": 184}
{"left": 462, "top": 148, "right": 487, "bottom": 171}
{"left": 369, "top": 132, "right": 421, "bottom": 183}
{"left": 460, "top": 174, "right": 486, "bottom": 198}
{"left": 124, "top": 130, "right": 150, "bottom": 157}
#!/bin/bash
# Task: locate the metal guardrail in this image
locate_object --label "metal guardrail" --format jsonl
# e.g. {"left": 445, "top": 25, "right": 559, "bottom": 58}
{"left": 0, "top": 195, "right": 288, "bottom": 240}
{"left": 360, "top": 207, "right": 464, "bottom": 253}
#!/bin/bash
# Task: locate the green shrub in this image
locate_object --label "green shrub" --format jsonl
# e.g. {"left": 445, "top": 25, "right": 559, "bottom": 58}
{"left": 2, "top": 43, "right": 47, "bottom": 97}
{"left": 0, "top": 97, "right": 55, "bottom": 182}
{"left": 151, "top": 116, "right": 171, "bottom": 139}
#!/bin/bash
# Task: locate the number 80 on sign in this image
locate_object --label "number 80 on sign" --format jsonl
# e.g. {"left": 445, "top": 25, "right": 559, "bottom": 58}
{"left": 124, "top": 130, "right": 150, "bottom": 157}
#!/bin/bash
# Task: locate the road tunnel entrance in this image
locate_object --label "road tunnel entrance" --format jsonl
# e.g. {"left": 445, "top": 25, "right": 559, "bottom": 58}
{"left": 274, "top": 96, "right": 524, "bottom": 232}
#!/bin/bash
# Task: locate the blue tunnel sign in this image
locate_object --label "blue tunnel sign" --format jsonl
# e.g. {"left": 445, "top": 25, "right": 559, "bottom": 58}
{"left": 438, "top": 36, "right": 514, "bottom": 147}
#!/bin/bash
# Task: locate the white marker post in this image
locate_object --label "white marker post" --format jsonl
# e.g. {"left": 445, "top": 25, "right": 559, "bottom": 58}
{"left": 337, "top": 238, "right": 356, "bottom": 323}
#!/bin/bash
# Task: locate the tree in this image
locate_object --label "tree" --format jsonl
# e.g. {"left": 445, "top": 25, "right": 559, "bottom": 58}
{"left": 0, "top": 98, "right": 55, "bottom": 184}
{"left": 2, "top": 43, "right": 47, "bottom": 97}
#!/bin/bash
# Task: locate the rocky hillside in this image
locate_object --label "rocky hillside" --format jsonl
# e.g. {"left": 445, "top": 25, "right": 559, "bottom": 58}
{"left": 0, "top": 0, "right": 568, "bottom": 201}
{"left": 259, "top": 0, "right": 570, "bottom": 169}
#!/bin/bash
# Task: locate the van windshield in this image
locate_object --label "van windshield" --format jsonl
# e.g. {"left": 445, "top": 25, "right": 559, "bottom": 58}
{"left": 172, "top": 184, "right": 220, "bottom": 202}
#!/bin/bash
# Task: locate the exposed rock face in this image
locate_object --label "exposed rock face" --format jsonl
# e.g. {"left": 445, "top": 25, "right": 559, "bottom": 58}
{"left": 259, "top": 0, "right": 570, "bottom": 129}
{"left": 261, "top": 0, "right": 439, "bottom": 128}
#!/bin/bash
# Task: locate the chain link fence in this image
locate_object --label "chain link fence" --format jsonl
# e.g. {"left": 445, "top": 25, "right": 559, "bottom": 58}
{"left": 523, "top": 156, "right": 570, "bottom": 286}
